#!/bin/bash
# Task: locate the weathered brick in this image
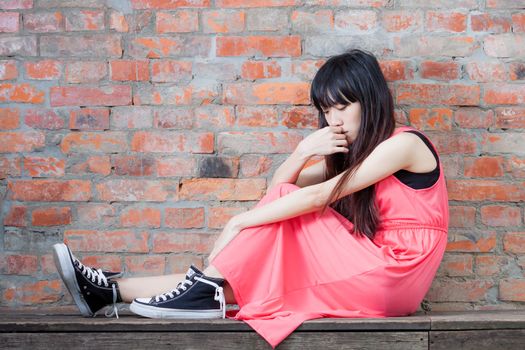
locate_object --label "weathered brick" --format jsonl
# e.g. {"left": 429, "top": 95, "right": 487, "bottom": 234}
{"left": 471, "top": 13, "right": 511, "bottom": 33}
{"left": 481, "top": 133, "right": 525, "bottom": 155}
{"left": 131, "top": 0, "right": 211, "bottom": 9}
{"left": 382, "top": 10, "right": 422, "bottom": 32}
{"left": 408, "top": 108, "right": 452, "bottom": 130}
{"left": 484, "top": 84, "right": 525, "bottom": 105}
{"left": 334, "top": 9, "right": 378, "bottom": 31}
{"left": 0, "top": 131, "right": 45, "bottom": 152}
{"left": 65, "top": 61, "right": 107, "bottom": 83}
{"left": 394, "top": 35, "right": 478, "bottom": 57}
{"left": 131, "top": 131, "right": 213, "bottom": 153}
{"left": 96, "top": 179, "right": 177, "bottom": 201}
{"left": 4, "top": 227, "right": 62, "bottom": 252}
{"left": 152, "top": 232, "right": 214, "bottom": 254}
{"left": 40, "top": 34, "right": 122, "bottom": 57}
{"left": 111, "top": 106, "right": 154, "bottom": 129}
{"left": 436, "top": 254, "right": 473, "bottom": 277}
{"left": 23, "top": 11, "right": 63, "bottom": 32}
{"left": 0, "top": 156, "right": 22, "bottom": 178}
{"left": 31, "top": 206, "right": 72, "bottom": 226}
{"left": 178, "top": 178, "right": 265, "bottom": 201}
{"left": 481, "top": 205, "right": 521, "bottom": 227}
{"left": 157, "top": 10, "right": 199, "bottom": 33}
{"left": 281, "top": 106, "right": 318, "bottom": 129}
{"left": 217, "top": 36, "right": 301, "bottom": 57}
{"left": 241, "top": 60, "right": 281, "bottom": 79}
{"left": 0, "top": 83, "right": 44, "bottom": 104}
{"left": 218, "top": 131, "right": 303, "bottom": 154}
{"left": 0, "top": 0, "right": 33, "bottom": 10}
{"left": 447, "top": 179, "right": 525, "bottom": 201}
{"left": 69, "top": 108, "right": 109, "bottom": 130}
{"left": 0, "top": 107, "right": 20, "bottom": 129}
{"left": 0, "top": 60, "right": 18, "bottom": 80}
{"left": 64, "top": 229, "right": 149, "bottom": 253}
{"left": 8, "top": 179, "right": 91, "bottom": 201}
{"left": 449, "top": 206, "right": 476, "bottom": 228}
{"left": 60, "top": 131, "right": 128, "bottom": 153}
{"left": 24, "top": 156, "right": 66, "bottom": 177}
{"left": 124, "top": 255, "right": 166, "bottom": 275}
{"left": 425, "top": 11, "right": 467, "bottom": 32}
{"left": 500, "top": 279, "right": 525, "bottom": 302}
{"left": 75, "top": 203, "right": 116, "bottom": 227}
{"left": 464, "top": 156, "right": 505, "bottom": 178}
{"left": 0, "top": 36, "right": 37, "bottom": 56}
{"left": 4, "top": 205, "right": 27, "bottom": 227}
{"left": 50, "top": 85, "right": 132, "bottom": 107}
{"left": 446, "top": 231, "right": 497, "bottom": 252}
{"left": 236, "top": 106, "right": 279, "bottom": 127}
{"left": 121, "top": 207, "right": 161, "bottom": 228}
{"left": 292, "top": 9, "right": 333, "bottom": 32}
{"left": 208, "top": 206, "right": 248, "bottom": 229}
{"left": 427, "top": 280, "right": 493, "bottom": 302}
{"left": 68, "top": 155, "right": 111, "bottom": 176}
{"left": 165, "top": 208, "right": 205, "bottom": 228}
{"left": 65, "top": 10, "right": 105, "bottom": 31}
{"left": 484, "top": 34, "right": 525, "bottom": 57}
{"left": 503, "top": 232, "right": 525, "bottom": 253}
{"left": 240, "top": 155, "right": 273, "bottom": 178}
{"left": 223, "top": 82, "right": 310, "bottom": 105}
{"left": 495, "top": 106, "right": 525, "bottom": 130}
{"left": 202, "top": 9, "right": 244, "bottom": 33}
{"left": 165, "top": 254, "right": 204, "bottom": 274}
{"left": 475, "top": 255, "right": 505, "bottom": 276}
{"left": 24, "top": 109, "right": 64, "bottom": 129}
{"left": 0, "top": 12, "right": 20, "bottom": 32}
{"left": 420, "top": 61, "right": 459, "bottom": 81}
{"left": 4, "top": 280, "right": 62, "bottom": 304}
{"left": 245, "top": 8, "right": 288, "bottom": 31}
{"left": 133, "top": 84, "right": 192, "bottom": 105}
{"left": 194, "top": 106, "right": 235, "bottom": 129}
{"left": 129, "top": 36, "right": 211, "bottom": 59}
{"left": 110, "top": 60, "right": 149, "bottom": 81}
{"left": 396, "top": 83, "right": 480, "bottom": 105}
{"left": 156, "top": 156, "right": 197, "bottom": 177}
{"left": 112, "top": 155, "right": 156, "bottom": 176}
{"left": 379, "top": 60, "right": 414, "bottom": 81}
{"left": 109, "top": 10, "right": 129, "bottom": 33}
{"left": 454, "top": 107, "right": 494, "bottom": 128}
{"left": 198, "top": 156, "right": 239, "bottom": 178}
{"left": 151, "top": 60, "right": 192, "bottom": 83}
{"left": 216, "top": 0, "right": 296, "bottom": 7}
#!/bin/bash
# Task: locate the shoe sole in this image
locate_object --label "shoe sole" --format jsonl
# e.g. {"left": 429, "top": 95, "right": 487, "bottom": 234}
{"left": 52, "top": 243, "right": 93, "bottom": 317}
{"left": 130, "top": 301, "right": 222, "bottom": 319}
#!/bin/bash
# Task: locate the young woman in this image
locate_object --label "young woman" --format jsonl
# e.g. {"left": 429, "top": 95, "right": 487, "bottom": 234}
{"left": 53, "top": 49, "right": 449, "bottom": 349}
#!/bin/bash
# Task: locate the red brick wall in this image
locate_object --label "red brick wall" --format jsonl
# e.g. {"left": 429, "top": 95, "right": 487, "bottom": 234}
{"left": 0, "top": 0, "right": 523, "bottom": 309}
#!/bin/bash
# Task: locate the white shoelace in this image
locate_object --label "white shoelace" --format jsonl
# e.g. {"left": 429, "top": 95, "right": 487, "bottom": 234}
{"left": 75, "top": 258, "right": 123, "bottom": 319}
{"left": 153, "top": 276, "right": 226, "bottom": 319}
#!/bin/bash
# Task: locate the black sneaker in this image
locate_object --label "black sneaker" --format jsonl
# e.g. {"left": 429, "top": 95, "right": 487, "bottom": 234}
{"left": 52, "top": 243, "right": 123, "bottom": 318}
{"left": 129, "top": 265, "right": 226, "bottom": 319}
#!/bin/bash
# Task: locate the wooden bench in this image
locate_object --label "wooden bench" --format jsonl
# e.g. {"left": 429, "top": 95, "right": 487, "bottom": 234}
{"left": 1, "top": 308, "right": 524, "bottom": 349}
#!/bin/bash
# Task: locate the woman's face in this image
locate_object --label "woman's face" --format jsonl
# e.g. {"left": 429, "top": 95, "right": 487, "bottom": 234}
{"left": 322, "top": 102, "right": 362, "bottom": 144}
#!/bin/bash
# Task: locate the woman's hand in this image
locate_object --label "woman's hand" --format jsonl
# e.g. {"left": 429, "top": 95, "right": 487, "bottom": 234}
{"left": 298, "top": 121, "right": 349, "bottom": 158}
{"left": 208, "top": 217, "right": 243, "bottom": 262}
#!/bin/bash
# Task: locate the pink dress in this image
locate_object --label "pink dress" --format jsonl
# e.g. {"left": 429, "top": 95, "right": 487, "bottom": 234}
{"left": 211, "top": 126, "right": 449, "bottom": 348}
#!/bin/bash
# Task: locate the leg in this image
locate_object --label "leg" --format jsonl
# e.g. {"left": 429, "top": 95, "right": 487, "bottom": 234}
{"left": 116, "top": 273, "right": 237, "bottom": 304}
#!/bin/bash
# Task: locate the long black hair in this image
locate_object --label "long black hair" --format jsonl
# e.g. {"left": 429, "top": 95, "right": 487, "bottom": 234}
{"left": 310, "top": 49, "right": 396, "bottom": 240}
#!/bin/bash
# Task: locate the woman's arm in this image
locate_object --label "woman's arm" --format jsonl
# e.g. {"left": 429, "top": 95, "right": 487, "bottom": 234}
{"left": 267, "top": 145, "right": 311, "bottom": 192}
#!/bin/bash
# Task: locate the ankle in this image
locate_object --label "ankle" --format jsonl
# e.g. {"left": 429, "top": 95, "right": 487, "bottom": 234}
{"left": 203, "top": 264, "right": 224, "bottom": 279}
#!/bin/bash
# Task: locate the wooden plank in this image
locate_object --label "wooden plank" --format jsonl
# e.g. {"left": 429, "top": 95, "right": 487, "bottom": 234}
{"left": 0, "top": 331, "right": 428, "bottom": 350}
{"left": 430, "top": 329, "right": 525, "bottom": 350}
{"left": 429, "top": 310, "right": 525, "bottom": 330}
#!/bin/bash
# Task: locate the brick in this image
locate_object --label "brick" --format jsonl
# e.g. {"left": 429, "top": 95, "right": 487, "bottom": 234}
{"left": 481, "top": 133, "right": 525, "bottom": 155}
{"left": 441, "top": 154, "right": 462, "bottom": 179}
{"left": 76, "top": 203, "right": 116, "bottom": 227}
{"left": 178, "top": 178, "right": 265, "bottom": 201}
{"left": 69, "top": 108, "right": 110, "bottom": 130}
{"left": 335, "top": 10, "right": 378, "bottom": 32}
{"left": 382, "top": 10, "right": 422, "bottom": 32}
{"left": 218, "top": 131, "right": 303, "bottom": 154}
{"left": 513, "top": 13, "right": 525, "bottom": 32}
{"left": 4, "top": 205, "right": 27, "bottom": 226}
{"left": 132, "top": 84, "right": 193, "bottom": 105}
{"left": 487, "top": 0, "right": 525, "bottom": 9}
{"left": 208, "top": 206, "right": 248, "bottom": 229}
{"left": 194, "top": 106, "right": 235, "bottom": 129}
{"left": 202, "top": 9, "right": 244, "bottom": 33}
{"left": 0, "top": 0, "right": 33, "bottom": 10}
{"left": 0, "top": 60, "right": 18, "bottom": 80}
{"left": 61, "top": 132, "right": 128, "bottom": 153}
{"left": 0, "top": 36, "right": 37, "bottom": 56}
{"left": 454, "top": 107, "right": 494, "bottom": 128}
{"left": 236, "top": 106, "right": 279, "bottom": 127}
{"left": 110, "top": 60, "right": 149, "bottom": 81}
{"left": 64, "top": 230, "right": 149, "bottom": 253}
{"left": 165, "top": 254, "right": 204, "bottom": 274}
{"left": 131, "top": 131, "right": 213, "bottom": 153}
{"left": 31, "top": 206, "right": 72, "bottom": 226}
{"left": 484, "top": 34, "right": 525, "bottom": 57}
{"left": 0, "top": 12, "right": 20, "bottom": 32}
{"left": 484, "top": 84, "right": 525, "bottom": 105}
{"left": 291, "top": 59, "right": 325, "bottom": 80}
{"left": 131, "top": 0, "right": 211, "bottom": 9}
{"left": 24, "top": 156, "right": 65, "bottom": 177}
{"left": 241, "top": 60, "right": 281, "bottom": 79}
{"left": 466, "top": 61, "right": 507, "bottom": 83}
{"left": 471, "top": 13, "right": 511, "bottom": 33}
{"left": 111, "top": 106, "right": 153, "bottom": 129}
{"left": 121, "top": 207, "right": 161, "bottom": 228}
{"left": 109, "top": 10, "right": 129, "bottom": 32}
{"left": 503, "top": 232, "right": 525, "bottom": 253}
{"left": 292, "top": 9, "right": 333, "bottom": 32}
{"left": 156, "top": 156, "right": 197, "bottom": 177}
{"left": 152, "top": 232, "right": 214, "bottom": 254}
{"left": 436, "top": 254, "right": 473, "bottom": 277}
{"left": 420, "top": 61, "right": 459, "bottom": 80}
{"left": 0, "top": 156, "right": 22, "bottom": 178}
{"left": 223, "top": 82, "right": 310, "bottom": 105}
{"left": 0, "top": 83, "right": 44, "bottom": 104}
{"left": 448, "top": 206, "right": 476, "bottom": 228}
{"left": 394, "top": 35, "right": 478, "bottom": 57}
{"left": 65, "top": 10, "right": 105, "bottom": 31}
{"left": 379, "top": 60, "right": 414, "bottom": 81}
{"left": 240, "top": 155, "right": 273, "bottom": 177}
{"left": 0, "top": 107, "right": 20, "bottom": 129}
{"left": 198, "top": 156, "right": 239, "bottom": 178}
{"left": 81, "top": 255, "right": 122, "bottom": 272}
{"left": 26, "top": 59, "right": 62, "bottom": 80}
{"left": 426, "top": 11, "right": 467, "bottom": 32}
{"left": 426, "top": 280, "right": 493, "bottom": 302}
{"left": 481, "top": 205, "right": 521, "bottom": 227}
{"left": 129, "top": 36, "right": 211, "bottom": 59}
{"left": 65, "top": 61, "right": 107, "bottom": 83}
{"left": 425, "top": 132, "right": 477, "bottom": 155}
{"left": 96, "top": 179, "right": 177, "bottom": 201}
{"left": 157, "top": 10, "right": 198, "bottom": 33}
{"left": 475, "top": 255, "right": 505, "bottom": 276}
{"left": 40, "top": 254, "right": 57, "bottom": 275}
{"left": 396, "top": 83, "right": 480, "bottom": 105}
{"left": 446, "top": 231, "right": 497, "bottom": 252}
{"left": 0, "top": 131, "right": 45, "bottom": 152}
{"left": 246, "top": 8, "right": 288, "bottom": 31}
{"left": 153, "top": 108, "right": 195, "bottom": 129}
{"left": 165, "top": 208, "right": 205, "bottom": 228}
{"left": 510, "top": 62, "right": 525, "bottom": 81}
{"left": 50, "top": 85, "right": 131, "bottom": 107}
{"left": 464, "top": 156, "right": 505, "bottom": 178}
{"left": 113, "top": 155, "right": 155, "bottom": 176}
{"left": 493, "top": 104, "right": 523, "bottom": 127}
{"left": 9, "top": 179, "right": 91, "bottom": 201}
{"left": 24, "top": 109, "right": 64, "bottom": 129}
{"left": 500, "top": 279, "right": 525, "bottom": 302}
{"left": 217, "top": 36, "right": 301, "bottom": 57}
{"left": 281, "top": 106, "right": 318, "bottom": 129}
{"left": 7, "top": 280, "right": 62, "bottom": 304}
{"left": 396, "top": 0, "right": 477, "bottom": 7}
{"left": 508, "top": 156, "right": 525, "bottom": 178}
{"left": 216, "top": 0, "right": 297, "bottom": 7}
{"left": 151, "top": 60, "right": 192, "bottom": 83}
{"left": 69, "top": 155, "right": 111, "bottom": 176}
{"left": 447, "top": 179, "right": 525, "bottom": 201}
{"left": 40, "top": 34, "right": 122, "bottom": 58}
{"left": 408, "top": 108, "right": 452, "bottom": 130}
{"left": 23, "top": 11, "right": 63, "bottom": 32}
{"left": 124, "top": 255, "right": 166, "bottom": 275}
